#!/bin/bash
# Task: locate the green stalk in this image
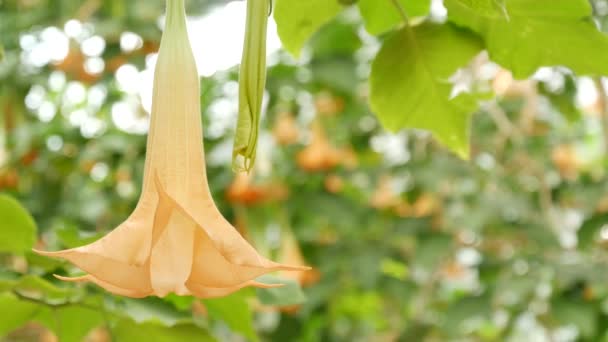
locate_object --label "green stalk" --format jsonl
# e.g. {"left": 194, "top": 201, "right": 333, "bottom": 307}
{"left": 233, "top": 0, "right": 270, "bottom": 172}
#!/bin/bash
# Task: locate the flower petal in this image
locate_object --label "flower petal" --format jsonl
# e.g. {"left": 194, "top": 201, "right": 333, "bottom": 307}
{"left": 155, "top": 176, "right": 309, "bottom": 274}
{"left": 54, "top": 274, "right": 151, "bottom": 298}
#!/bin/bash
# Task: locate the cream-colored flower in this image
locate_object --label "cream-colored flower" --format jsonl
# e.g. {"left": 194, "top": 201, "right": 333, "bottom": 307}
{"left": 35, "top": 0, "right": 307, "bottom": 298}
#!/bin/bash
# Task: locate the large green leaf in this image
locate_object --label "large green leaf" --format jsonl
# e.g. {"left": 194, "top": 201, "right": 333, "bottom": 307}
{"left": 203, "top": 291, "right": 258, "bottom": 342}
{"left": 0, "top": 293, "right": 40, "bottom": 337}
{"left": 369, "top": 23, "right": 482, "bottom": 157}
{"left": 274, "top": 0, "right": 342, "bottom": 57}
{"left": 114, "top": 319, "right": 215, "bottom": 342}
{"left": 444, "top": 0, "right": 608, "bottom": 77}
{"left": 358, "top": 0, "right": 431, "bottom": 35}
{"left": 0, "top": 194, "right": 37, "bottom": 253}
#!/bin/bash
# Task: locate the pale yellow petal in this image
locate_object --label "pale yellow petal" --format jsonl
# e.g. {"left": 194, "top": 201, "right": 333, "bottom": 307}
{"left": 54, "top": 274, "right": 151, "bottom": 298}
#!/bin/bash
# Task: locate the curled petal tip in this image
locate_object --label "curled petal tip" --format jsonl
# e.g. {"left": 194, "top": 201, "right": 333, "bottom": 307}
{"left": 272, "top": 263, "right": 312, "bottom": 272}
{"left": 53, "top": 274, "right": 90, "bottom": 282}
{"left": 251, "top": 281, "right": 284, "bottom": 289}
{"left": 296, "top": 265, "right": 313, "bottom": 271}
{"left": 32, "top": 248, "right": 64, "bottom": 257}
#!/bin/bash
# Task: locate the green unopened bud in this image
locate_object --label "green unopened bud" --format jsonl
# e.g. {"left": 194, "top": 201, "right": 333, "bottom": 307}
{"left": 233, "top": 0, "right": 270, "bottom": 172}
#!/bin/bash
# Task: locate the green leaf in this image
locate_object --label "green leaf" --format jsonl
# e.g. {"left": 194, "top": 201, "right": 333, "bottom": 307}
{"left": 0, "top": 270, "right": 19, "bottom": 292}
{"left": 164, "top": 293, "right": 195, "bottom": 311}
{"left": 0, "top": 194, "right": 37, "bottom": 253}
{"left": 34, "top": 306, "right": 104, "bottom": 342}
{"left": 56, "top": 225, "right": 105, "bottom": 248}
{"left": 114, "top": 319, "right": 216, "bottom": 342}
{"left": 539, "top": 75, "right": 581, "bottom": 123}
{"left": 13, "top": 275, "right": 78, "bottom": 304}
{"left": 308, "top": 20, "right": 362, "bottom": 58}
{"left": 120, "top": 297, "right": 191, "bottom": 326}
{"left": 274, "top": 0, "right": 342, "bottom": 57}
{"left": 25, "top": 250, "right": 66, "bottom": 272}
{"left": 443, "top": 296, "right": 492, "bottom": 336}
{"left": 444, "top": 0, "right": 608, "bottom": 77}
{"left": 256, "top": 275, "right": 306, "bottom": 306}
{"left": 0, "top": 293, "right": 40, "bottom": 337}
{"left": 203, "top": 290, "right": 258, "bottom": 342}
{"left": 552, "top": 299, "right": 597, "bottom": 338}
{"left": 578, "top": 213, "right": 608, "bottom": 249}
{"left": 369, "top": 23, "right": 482, "bottom": 157}
{"left": 358, "top": 0, "right": 431, "bottom": 35}
{"left": 413, "top": 233, "right": 452, "bottom": 270}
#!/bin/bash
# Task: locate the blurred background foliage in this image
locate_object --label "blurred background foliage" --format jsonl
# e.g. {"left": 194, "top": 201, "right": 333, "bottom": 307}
{"left": 1, "top": 0, "right": 608, "bottom": 341}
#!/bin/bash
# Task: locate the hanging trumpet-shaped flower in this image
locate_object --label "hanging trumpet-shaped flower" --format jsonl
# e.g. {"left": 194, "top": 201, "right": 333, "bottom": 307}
{"left": 34, "top": 0, "right": 307, "bottom": 299}
{"left": 232, "top": 0, "right": 270, "bottom": 172}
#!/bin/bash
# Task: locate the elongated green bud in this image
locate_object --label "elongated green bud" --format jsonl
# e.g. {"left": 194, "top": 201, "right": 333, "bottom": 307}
{"left": 233, "top": 0, "right": 270, "bottom": 172}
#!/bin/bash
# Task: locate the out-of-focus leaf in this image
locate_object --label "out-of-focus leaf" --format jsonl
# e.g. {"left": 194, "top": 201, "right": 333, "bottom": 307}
{"left": 0, "top": 194, "right": 37, "bottom": 253}
{"left": 34, "top": 306, "right": 104, "bottom": 342}
{"left": 164, "top": 293, "right": 195, "bottom": 311}
{"left": 358, "top": 0, "right": 431, "bottom": 35}
{"left": 120, "top": 297, "right": 191, "bottom": 326}
{"left": 552, "top": 299, "right": 597, "bottom": 338}
{"left": 203, "top": 290, "right": 258, "bottom": 342}
{"left": 443, "top": 296, "right": 492, "bottom": 336}
{"left": 256, "top": 275, "right": 306, "bottom": 306}
{"left": 56, "top": 225, "right": 104, "bottom": 248}
{"left": 25, "top": 251, "right": 66, "bottom": 272}
{"left": 274, "top": 0, "right": 342, "bottom": 57}
{"left": 445, "top": 0, "right": 608, "bottom": 77}
{"left": 0, "top": 270, "right": 19, "bottom": 292}
{"left": 13, "top": 275, "right": 78, "bottom": 304}
{"left": 311, "top": 59, "right": 359, "bottom": 94}
{"left": 114, "top": 319, "right": 216, "bottom": 342}
{"left": 539, "top": 75, "right": 581, "bottom": 122}
{"left": 0, "top": 293, "right": 40, "bottom": 336}
{"left": 369, "top": 23, "right": 482, "bottom": 158}
{"left": 413, "top": 233, "right": 452, "bottom": 270}
{"left": 578, "top": 213, "right": 608, "bottom": 249}
{"left": 308, "top": 20, "right": 362, "bottom": 59}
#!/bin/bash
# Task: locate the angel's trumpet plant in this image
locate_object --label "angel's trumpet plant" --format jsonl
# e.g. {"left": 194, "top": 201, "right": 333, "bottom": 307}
{"left": 34, "top": 0, "right": 307, "bottom": 299}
